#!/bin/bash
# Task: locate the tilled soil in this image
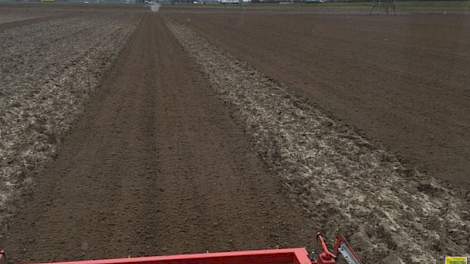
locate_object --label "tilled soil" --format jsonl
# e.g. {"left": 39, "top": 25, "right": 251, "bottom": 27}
{"left": 167, "top": 19, "right": 470, "bottom": 263}
{"left": 2, "top": 6, "right": 470, "bottom": 264}
{"left": 0, "top": 7, "right": 57, "bottom": 25}
{"left": 0, "top": 9, "right": 139, "bottom": 225}
{"left": 167, "top": 12, "right": 470, "bottom": 189}
{"left": 0, "top": 14, "right": 312, "bottom": 263}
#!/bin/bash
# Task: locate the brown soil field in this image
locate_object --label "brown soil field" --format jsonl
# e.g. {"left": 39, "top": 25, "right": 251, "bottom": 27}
{"left": 0, "top": 4, "right": 141, "bottom": 26}
{"left": 1, "top": 5, "right": 469, "bottom": 264}
{"left": 0, "top": 4, "right": 140, "bottom": 225}
{"left": 167, "top": 11, "right": 470, "bottom": 189}
{"left": 0, "top": 13, "right": 311, "bottom": 263}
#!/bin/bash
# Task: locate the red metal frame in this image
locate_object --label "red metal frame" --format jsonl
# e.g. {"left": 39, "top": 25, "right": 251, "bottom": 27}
{"left": 0, "top": 234, "right": 360, "bottom": 264}
{"left": 316, "top": 235, "right": 336, "bottom": 264}
{"left": 31, "top": 248, "right": 312, "bottom": 264}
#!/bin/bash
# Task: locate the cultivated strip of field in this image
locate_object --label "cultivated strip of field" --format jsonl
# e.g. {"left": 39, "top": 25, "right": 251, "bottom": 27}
{"left": 171, "top": 13, "right": 470, "bottom": 190}
{"left": 1, "top": 15, "right": 313, "bottom": 263}
{"left": 0, "top": 14, "right": 44, "bottom": 24}
{"left": 0, "top": 14, "right": 139, "bottom": 225}
{"left": 0, "top": 7, "right": 58, "bottom": 25}
{"left": 167, "top": 20, "right": 470, "bottom": 264}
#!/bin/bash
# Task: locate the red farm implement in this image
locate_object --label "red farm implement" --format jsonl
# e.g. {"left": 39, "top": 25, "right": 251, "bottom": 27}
{"left": 0, "top": 234, "right": 361, "bottom": 264}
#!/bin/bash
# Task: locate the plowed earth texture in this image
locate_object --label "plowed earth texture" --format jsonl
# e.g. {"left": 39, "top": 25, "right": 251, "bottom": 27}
{"left": 0, "top": 9, "right": 312, "bottom": 264}
{"left": 167, "top": 11, "right": 470, "bottom": 189}
{"left": 0, "top": 5, "right": 141, "bottom": 225}
{"left": 0, "top": 5, "right": 469, "bottom": 264}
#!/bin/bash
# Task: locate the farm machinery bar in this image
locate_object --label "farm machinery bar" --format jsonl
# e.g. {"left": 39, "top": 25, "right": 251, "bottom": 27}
{"left": 0, "top": 234, "right": 361, "bottom": 264}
